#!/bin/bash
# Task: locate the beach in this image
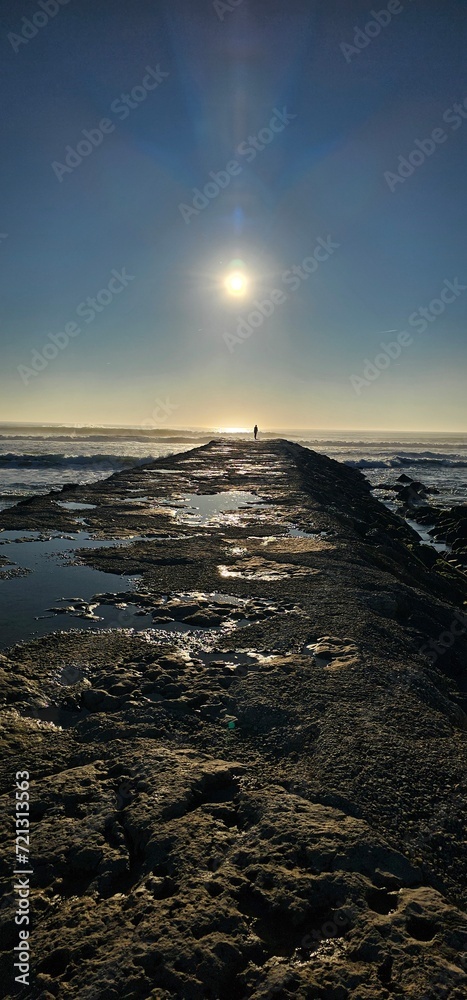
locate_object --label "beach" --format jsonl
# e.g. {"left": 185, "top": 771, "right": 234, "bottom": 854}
{"left": 1, "top": 438, "right": 467, "bottom": 998}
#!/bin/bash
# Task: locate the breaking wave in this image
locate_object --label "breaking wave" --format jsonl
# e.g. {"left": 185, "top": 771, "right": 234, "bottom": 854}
{"left": 0, "top": 453, "right": 155, "bottom": 470}
{"left": 345, "top": 456, "right": 467, "bottom": 470}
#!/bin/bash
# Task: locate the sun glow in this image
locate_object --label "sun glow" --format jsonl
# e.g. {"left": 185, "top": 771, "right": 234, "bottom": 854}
{"left": 216, "top": 426, "right": 249, "bottom": 434}
{"left": 225, "top": 270, "right": 248, "bottom": 297}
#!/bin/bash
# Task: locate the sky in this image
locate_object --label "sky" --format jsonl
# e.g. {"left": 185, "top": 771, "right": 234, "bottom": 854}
{"left": 0, "top": 0, "right": 466, "bottom": 431}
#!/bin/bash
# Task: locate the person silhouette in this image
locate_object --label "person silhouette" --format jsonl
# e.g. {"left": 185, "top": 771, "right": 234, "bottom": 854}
{"left": 253, "top": 424, "right": 258, "bottom": 440}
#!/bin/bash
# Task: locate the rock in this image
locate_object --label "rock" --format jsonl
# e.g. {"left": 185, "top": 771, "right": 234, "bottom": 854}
{"left": 163, "top": 601, "right": 201, "bottom": 618}
{"left": 81, "top": 689, "right": 121, "bottom": 712}
{"left": 184, "top": 610, "right": 223, "bottom": 627}
{"left": 397, "top": 484, "right": 427, "bottom": 503}
{"left": 360, "top": 592, "right": 398, "bottom": 617}
{"left": 304, "top": 635, "right": 362, "bottom": 669}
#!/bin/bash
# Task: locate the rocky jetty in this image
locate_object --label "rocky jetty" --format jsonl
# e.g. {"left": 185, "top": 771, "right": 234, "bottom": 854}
{"left": 1, "top": 440, "right": 467, "bottom": 999}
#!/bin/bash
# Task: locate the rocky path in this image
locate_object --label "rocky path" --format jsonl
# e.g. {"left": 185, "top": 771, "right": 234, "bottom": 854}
{"left": 1, "top": 440, "right": 467, "bottom": 999}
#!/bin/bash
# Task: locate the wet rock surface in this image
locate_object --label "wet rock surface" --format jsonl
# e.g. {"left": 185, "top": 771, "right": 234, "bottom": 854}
{"left": 415, "top": 504, "right": 467, "bottom": 569}
{"left": 1, "top": 439, "right": 467, "bottom": 999}
{"left": 371, "top": 474, "right": 467, "bottom": 575}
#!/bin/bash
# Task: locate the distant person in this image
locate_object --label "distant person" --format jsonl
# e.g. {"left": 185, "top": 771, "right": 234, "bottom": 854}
{"left": 253, "top": 424, "right": 258, "bottom": 440}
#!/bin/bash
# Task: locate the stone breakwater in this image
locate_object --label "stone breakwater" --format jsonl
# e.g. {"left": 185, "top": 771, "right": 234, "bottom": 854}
{"left": 0, "top": 439, "right": 467, "bottom": 999}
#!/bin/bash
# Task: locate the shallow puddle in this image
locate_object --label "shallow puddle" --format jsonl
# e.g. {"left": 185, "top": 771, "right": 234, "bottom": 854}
{"left": 219, "top": 564, "right": 287, "bottom": 581}
{"left": 406, "top": 519, "right": 449, "bottom": 553}
{"left": 172, "top": 491, "right": 261, "bottom": 525}
{"left": 287, "top": 525, "right": 328, "bottom": 539}
{"left": 56, "top": 502, "right": 97, "bottom": 511}
{"left": 219, "top": 556, "right": 317, "bottom": 581}
{"left": 209, "top": 592, "right": 246, "bottom": 606}
{"left": 0, "top": 530, "right": 46, "bottom": 543}
{"left": 0, "top": 532, "right": 145, "bottom": 648}
{"left": 0, "top": 530, "right": 258, "bottom": 649}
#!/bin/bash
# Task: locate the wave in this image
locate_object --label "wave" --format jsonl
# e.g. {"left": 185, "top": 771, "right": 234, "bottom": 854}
{"left": 0, "top": 453, "right": 157, "bottom": 470}
{"left": 345, "top": 456, "right": 467, "bottom": 470}
{"left": 1, "top": 426, "right": 465, "bottom": 442}
{"left": 383, "top": 450, "right": 464, "bottom": 460}
{"left": 0, "top": 424, "right": 204, "bottom": 436}
{"left": 301, "top": 439, "right": 467, "bottom": 449}
{"left": 0, "top": 433, "right": 212, "bottom": 445}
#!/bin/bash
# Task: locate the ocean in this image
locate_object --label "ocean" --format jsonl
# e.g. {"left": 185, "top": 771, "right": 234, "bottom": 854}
{"left": 0, "top": 424, "right": 466, "bottom": 512}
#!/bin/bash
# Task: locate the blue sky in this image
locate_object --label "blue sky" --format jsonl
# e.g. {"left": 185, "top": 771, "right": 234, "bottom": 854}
{"left": 1, "top": 0, "right": 466, "bottom": 430}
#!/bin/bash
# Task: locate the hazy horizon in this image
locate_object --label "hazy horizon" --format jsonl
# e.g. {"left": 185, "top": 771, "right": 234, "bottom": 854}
{"left": 0, "top": 421, "right": 466, "bottom": 436}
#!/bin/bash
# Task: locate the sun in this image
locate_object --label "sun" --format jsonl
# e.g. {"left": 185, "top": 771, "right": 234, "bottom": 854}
{"left": 225, "top": 270, "right": 248, "bottom": 297}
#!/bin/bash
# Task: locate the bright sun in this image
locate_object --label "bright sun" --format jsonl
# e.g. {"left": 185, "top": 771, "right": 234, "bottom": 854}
{"left": 225, "top": 271, "right": 247, "bottom": 296}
